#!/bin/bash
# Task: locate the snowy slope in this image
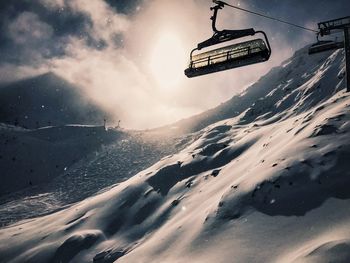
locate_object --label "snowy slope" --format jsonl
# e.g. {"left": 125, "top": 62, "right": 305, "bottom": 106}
{"left": 1, "top": 47, "right": 350, "bottom": 263}
{"left": 0, "top": 128, "right": 192, "bottom": 227}
{"left": 0, "top": 124, "right": 121, "bottom": 195}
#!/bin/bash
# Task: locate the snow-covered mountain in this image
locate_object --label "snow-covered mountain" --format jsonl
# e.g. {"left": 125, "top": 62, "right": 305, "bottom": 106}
{"left": 0, "top": 73, "right": 112, "bottom": 129}
{"left": 1, "top": 46, "right": 350, "bottom": 263}
{"left": 170, "top": 47, "right": 346, "bottom": 134}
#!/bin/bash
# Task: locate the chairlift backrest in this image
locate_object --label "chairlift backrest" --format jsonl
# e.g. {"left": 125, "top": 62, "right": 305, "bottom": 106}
{"left": 193, "top": 38, "right": 266, "bottom": 62}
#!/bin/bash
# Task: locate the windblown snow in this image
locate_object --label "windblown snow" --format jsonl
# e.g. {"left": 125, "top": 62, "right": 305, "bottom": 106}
{"left": 1, "top": 46, "right": 350, "bottom": 263}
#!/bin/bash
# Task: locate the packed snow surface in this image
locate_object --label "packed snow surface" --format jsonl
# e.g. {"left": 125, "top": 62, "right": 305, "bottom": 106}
{"left": 1, "top": 47, "right": 350, "bottom": 263}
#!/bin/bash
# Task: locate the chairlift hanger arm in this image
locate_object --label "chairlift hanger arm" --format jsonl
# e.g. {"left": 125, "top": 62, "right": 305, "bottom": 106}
{"left": 210, "top": 1, "right": 224, "bottom": 33}
{"left": 197, "top": 1, "right": 256, "bottom": 50}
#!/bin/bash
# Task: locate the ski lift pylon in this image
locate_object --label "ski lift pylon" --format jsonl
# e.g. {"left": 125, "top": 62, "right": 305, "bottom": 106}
{"left": 308, "top": 16, "right": 350, "bottom": 92}
{"left": 185, "top": 0, "right": 271, "bottom": 78}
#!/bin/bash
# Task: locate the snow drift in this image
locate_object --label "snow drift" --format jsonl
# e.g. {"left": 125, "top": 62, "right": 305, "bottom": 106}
{"left": 1, "top": 46, "right": 350, "bottom": 263}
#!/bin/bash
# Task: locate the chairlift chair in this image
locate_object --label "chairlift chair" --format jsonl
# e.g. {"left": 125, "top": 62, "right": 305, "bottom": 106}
{"left": 185, "top": 0, "right": 271, "bottom": 78}
{"left": 308, "top": 33, "right": 344, "bottom": 55}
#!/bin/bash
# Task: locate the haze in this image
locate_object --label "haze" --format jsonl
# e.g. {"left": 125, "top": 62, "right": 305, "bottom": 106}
{"left": 0, "top": 0, "right": 349, "bottom": 129}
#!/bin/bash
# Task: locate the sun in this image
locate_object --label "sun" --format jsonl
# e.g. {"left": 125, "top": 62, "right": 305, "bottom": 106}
{"left": 149, "top": 31, "right": 187, "bottom": 89}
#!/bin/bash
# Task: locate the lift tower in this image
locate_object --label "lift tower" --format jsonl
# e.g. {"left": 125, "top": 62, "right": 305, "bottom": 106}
{"left": 318, "top": 17, "right": 350, "bottom": 92}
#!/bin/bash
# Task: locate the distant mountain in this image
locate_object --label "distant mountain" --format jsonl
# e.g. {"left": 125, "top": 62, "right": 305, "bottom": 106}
{"left": 0, "top": 72, "right": 112, "bottom": 128}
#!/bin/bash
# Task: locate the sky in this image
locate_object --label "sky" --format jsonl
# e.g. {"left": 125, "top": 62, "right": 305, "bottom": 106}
{"left": 0, "top": 0, "right": 350, "bottom": 129}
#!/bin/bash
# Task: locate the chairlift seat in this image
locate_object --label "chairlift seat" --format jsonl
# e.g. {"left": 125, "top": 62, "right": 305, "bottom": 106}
{"left": 308, "top": 40, "right": 344, "bottom": 55}
{"left": 185, "top": 38, "right": 270, "bottom": 78}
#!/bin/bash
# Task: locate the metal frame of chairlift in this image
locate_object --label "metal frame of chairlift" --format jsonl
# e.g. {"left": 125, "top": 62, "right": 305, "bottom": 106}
{"left": 184, "top": 0, "right": 271, "bottom": 78}
{"left": 310, "top": 16, "right": 350, "bottom": 92}
{"left": 185, "top": 1, "right": 350, "bottom": 91}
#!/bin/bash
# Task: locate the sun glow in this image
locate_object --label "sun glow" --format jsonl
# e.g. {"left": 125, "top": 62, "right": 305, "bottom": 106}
{"left": 149, "top": 31, "right": 187, "bottom": 89}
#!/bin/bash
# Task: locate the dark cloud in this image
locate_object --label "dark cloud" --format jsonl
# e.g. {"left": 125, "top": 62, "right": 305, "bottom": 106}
{"left": 0, "top": 1, "right": 90, "bottom": 39}
{"left": 105, "top": 0, "right": 144, "bottom": 14}
{"left": 0, "top": 0, "right": 143, "bottom": 67}
{"left": 0, "top": 1, "right": 94, "bottom": 66}
{"left": 1, "top": 0, "right": 348, "bottom": 68}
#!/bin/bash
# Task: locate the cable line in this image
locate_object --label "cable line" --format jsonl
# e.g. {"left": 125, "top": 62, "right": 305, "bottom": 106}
{"left": 214, "top": 0, "right": 318, "bottom": 33}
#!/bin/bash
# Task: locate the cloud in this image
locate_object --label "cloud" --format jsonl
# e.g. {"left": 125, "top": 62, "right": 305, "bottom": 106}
{"left": 49, "top": 38, "right": 156, "bottom": 127}
{"left": 7, "top": 11, "right": 53, "bottom": 44}
{"left": 38, "top": 0, "right": 65, "bottom": 10}
{"left": 0, "top": 63, "right": 50, "bottom": 84}
{"left": 66, "top": 0, "right": 130, "bottom": 43}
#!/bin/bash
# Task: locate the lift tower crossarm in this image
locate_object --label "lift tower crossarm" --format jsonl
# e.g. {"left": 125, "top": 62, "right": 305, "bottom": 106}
{"left": 318, "top": 16, "right": 350, "bottom": 36}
